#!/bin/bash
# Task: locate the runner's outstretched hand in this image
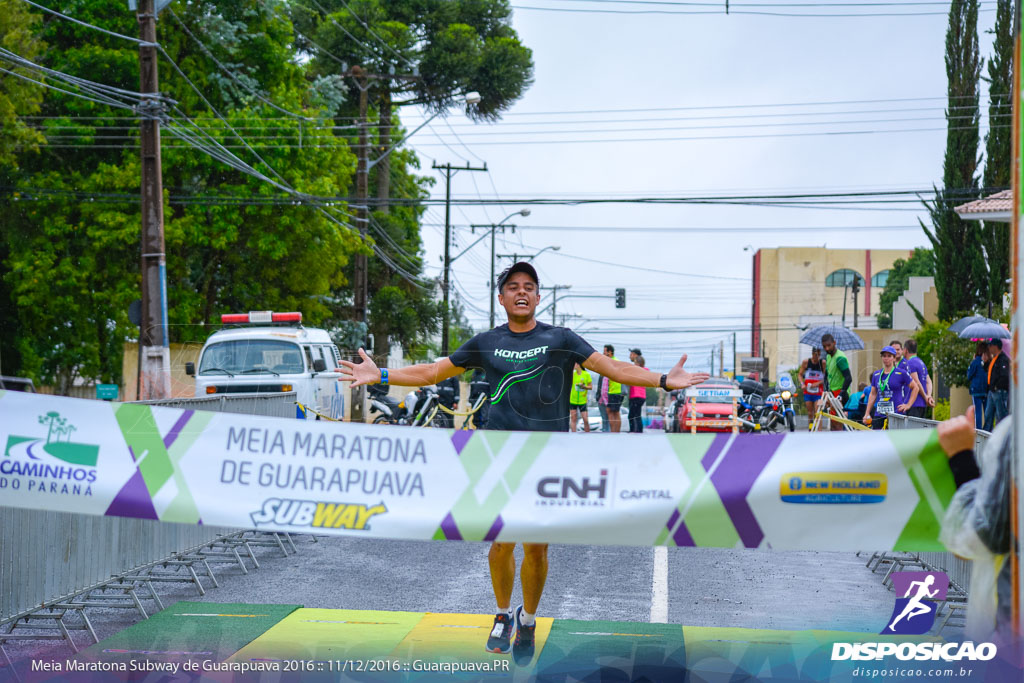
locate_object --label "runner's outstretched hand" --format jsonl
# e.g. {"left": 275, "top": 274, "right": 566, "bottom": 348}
{"left": 336, "top": 348, "right": 380, "bottom": 387}
{"left": 665, "top": 354, "right": 711, "bottom": 390}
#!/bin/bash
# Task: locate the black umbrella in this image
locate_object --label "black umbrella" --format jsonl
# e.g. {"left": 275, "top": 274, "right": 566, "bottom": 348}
{"left": 948, "top": 315, "right": 990, "bottom": 335}
{"left": 958, "top": 320, "right": 1011, "bottom": 340}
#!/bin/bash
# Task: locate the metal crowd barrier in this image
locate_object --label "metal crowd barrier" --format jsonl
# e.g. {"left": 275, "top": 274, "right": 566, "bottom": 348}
{"left": 865, "top": 412, "right": 996, "bottom": 633}
{"left": 133, "top": 391, "right": 298, "bottom": 417}
{"left": 0, "top": 391, "right": 304, "bottom": 669}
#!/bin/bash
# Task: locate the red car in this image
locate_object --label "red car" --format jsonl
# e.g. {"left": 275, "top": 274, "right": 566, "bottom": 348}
{"left": 671, "top": 378, "right": 743, "bottom": 433}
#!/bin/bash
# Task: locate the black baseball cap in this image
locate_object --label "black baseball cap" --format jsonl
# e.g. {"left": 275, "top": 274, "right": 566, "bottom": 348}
{"left": 496, "top": 261, "right": 539, "bottom": 291}
{"left": 630, "top": 348, "right": 642, "bottom": 355}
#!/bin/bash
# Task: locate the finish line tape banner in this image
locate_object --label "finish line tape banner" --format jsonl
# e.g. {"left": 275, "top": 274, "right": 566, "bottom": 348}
{"left": 0, "top": 391, "right": 955, "bottom": 551}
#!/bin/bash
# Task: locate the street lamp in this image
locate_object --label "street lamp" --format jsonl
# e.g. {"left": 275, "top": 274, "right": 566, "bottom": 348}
{"left": 452, "top": 209, "right": 530, "bottom": 329}
{"left": 496, "top": 245, "right": 561, "bottom": 262}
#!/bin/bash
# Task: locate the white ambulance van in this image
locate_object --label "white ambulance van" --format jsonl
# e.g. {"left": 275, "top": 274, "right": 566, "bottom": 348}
{"left": 185, "top": 311, "right": 345, "bottom": 420}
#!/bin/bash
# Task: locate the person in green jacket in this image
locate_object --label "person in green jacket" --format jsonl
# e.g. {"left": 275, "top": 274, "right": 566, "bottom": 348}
{"left": 570, "top": 362, "right": 592, "bottom": 432}
{"left": 822, "top": 333, "right": 852, "bottom": 431}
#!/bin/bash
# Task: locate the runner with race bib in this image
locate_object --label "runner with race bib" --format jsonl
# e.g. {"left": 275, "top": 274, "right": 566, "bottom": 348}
{"left": 798, "top": 347, "right": 826, "bottom": 430}
{"left": 863, "top": 345, "right": 919, "bottom": 430}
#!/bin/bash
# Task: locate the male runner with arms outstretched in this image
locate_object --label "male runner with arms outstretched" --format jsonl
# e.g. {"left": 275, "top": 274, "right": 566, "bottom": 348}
{"left": 338, "top": 262, "right": 710, "bottom": 664}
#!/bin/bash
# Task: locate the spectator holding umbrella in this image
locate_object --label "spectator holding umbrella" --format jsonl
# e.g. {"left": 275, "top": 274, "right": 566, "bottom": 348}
{"left": 966, "top": 342, "right": 989, "bottom": 430}
{"left": 821, "top": 333, "right": 853, "bottom": 431}
{"left": 984, "top": 339, "right": 1011, "bottom": 430}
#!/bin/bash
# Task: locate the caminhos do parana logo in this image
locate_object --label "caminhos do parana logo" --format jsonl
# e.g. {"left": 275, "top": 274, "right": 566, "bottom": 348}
{"left": 779, "top": 472, "right": 886, "bottom": 504}
{"left": 250, "top": 498, "right": 387, "bottom": 531}
{"left": 2, "top": 411, "right": 98, "bottom": 496}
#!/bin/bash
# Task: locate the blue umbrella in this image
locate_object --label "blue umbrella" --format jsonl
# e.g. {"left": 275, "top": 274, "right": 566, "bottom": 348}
{"left": 957, "top": 320, "right": 1010, "bottom": 340}
{"left": 948, "top": 315, "right": 990, "bottom": 335}
{"left": 798, "top": 325, "right": 865, "bottom": 351}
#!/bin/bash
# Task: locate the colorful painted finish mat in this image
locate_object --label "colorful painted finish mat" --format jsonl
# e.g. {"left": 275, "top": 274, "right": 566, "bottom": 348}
{"left": 1, "top": 392, "right": 953, "bottom": 550}
{"left": 38, "top": 605, "right": 1014, "bottom": 683}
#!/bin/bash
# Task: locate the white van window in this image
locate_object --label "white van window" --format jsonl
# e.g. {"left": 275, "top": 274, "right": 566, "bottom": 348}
{"left": 199, "top": 341, "right": 304, "bottom": 375}
{"left": 303, "top": 346, "right": 315, "bottom": 369}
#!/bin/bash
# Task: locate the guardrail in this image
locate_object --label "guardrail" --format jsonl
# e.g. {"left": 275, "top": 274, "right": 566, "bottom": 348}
{"left": 0, "top": 392, "right": 296, "bottom": 623}
{"left": 874, "top": 412, "right": 993, "bottom": 611}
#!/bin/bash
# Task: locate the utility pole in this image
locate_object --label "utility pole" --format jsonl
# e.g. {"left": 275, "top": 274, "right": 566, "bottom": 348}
{"left": 710, "top": 346, "right": 715, "bottom": 376}
{"left": 471, "top": 222, "right": 516, "bottom": 328}
{"left": 732, "top": 332, "right": 737, "bottom": 379}
{"left": 137, "top": 0, "right": 170, "bottom": 400}
{"left": 719, "top": 341, "right": 724, "bottom": 378}
{"left": 851, "top": 275, "right": 861, "bottom": 328}
{"left": 540, "top": 285, "right": 571, "bottom": 324}
{"left": 435, "top": 161, "right": 487, "bottom": 355}
{"left": 348, "top": 66, "right": 371, "bottom": 423}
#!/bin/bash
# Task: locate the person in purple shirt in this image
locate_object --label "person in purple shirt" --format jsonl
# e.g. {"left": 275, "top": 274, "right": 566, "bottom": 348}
{"left": 902, "top": 338, "right": 934, "bottom": 418}
{"left": 863, "top": 346, "right": 920, "bottom": 430}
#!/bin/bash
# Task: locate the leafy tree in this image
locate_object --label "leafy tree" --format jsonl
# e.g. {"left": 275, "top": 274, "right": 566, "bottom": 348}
{"left": 1, "top": 0, "right": 359, "bottom": 391}
{"left": 289, "top": 0, "right": 533, "bottom": 357}
{"left": 0, "top": 0, "right": 45, "bottom": 375}
{"left": 922, "top": 0, "right": 985, "bottom": 321}
{"left": 913, "top": 320, "right": 976, "bottom": 388}
{"left": 980, "top": 0, "right": 1012, "bottom": 313}
{"left": 876, "top": 249, "right": 935, "bottom": 329}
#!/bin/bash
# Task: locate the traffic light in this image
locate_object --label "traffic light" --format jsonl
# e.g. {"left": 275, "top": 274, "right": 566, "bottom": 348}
{"left": 851, "top": 276, "right": 861, "bottom": 295}
{"left": 615, "top": 288, "right": 626, "bottom": 308}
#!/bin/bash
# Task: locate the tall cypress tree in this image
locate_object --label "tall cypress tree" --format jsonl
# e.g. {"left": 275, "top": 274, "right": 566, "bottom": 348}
{"left": 923, "top": 0, "right": 985, "bottom": 320}
{"left": 981, "top": 0, "right": 1013, "bottom": 312}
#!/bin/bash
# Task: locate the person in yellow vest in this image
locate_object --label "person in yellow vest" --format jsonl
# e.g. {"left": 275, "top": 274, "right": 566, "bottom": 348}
{"left": 570, "top": 362, "right": 592, "bottom": 432}
{"left": 598, "top": 344, "right": 624, "bottom": 432}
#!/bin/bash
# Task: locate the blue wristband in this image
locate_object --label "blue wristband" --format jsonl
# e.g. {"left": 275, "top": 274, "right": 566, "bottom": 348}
{"left": 380, "top": 368, "right": 388, "bottom": 385}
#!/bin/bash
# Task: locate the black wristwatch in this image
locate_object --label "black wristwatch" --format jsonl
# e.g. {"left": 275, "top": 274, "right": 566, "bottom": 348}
{"left": 659, "top": 374, "right": 668, "bottom": 390}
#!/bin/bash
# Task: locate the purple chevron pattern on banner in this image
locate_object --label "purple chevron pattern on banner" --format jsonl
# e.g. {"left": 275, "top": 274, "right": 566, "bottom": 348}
{"left": 163, "top": 410, "right": 194, "bottom": 449}
{"left": 483, "top": 515, "right": 504, "bottom": 542}
{"left": 704, "top": 433, "right": 783, "bottom": 548}
{"left": 451, "top": 429, "right": 473, "bottom": 456}
{"left": 105, "top": 467, "right": 158, "bottom": 520}
{"left": 440, "top": 512, "right": 463, "bottom": 540}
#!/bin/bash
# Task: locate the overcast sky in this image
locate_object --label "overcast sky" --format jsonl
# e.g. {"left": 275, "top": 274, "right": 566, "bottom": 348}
{"left": 403, "top": 1, "right": 1002, "bottom": 374}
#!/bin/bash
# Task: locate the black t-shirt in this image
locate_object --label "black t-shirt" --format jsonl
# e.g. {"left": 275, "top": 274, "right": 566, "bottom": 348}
{"left": 449, "top": 322, "right": 597, "bottom": 432}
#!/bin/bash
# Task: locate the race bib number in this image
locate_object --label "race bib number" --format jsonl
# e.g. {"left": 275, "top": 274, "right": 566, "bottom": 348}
{"left": 878, "top": 394, "right": 895, "bottom": 415}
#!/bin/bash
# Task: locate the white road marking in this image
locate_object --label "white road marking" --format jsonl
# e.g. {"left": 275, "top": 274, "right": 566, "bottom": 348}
{"left": 650, "top": 546, "right": 668, "bottom": 623}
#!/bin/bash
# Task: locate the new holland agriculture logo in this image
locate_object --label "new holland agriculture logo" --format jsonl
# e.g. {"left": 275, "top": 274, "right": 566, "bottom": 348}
{"left": 831, "top": 572, "right": 997, "bottom": 663}
{"left": 779, "top": 472, "right": 887, "bottom": 504}
{"left": 1, "top": 411, "right": 98, "bottom": 496}
{"left": 250, "top": 498, "right": 387, "bottom": 531}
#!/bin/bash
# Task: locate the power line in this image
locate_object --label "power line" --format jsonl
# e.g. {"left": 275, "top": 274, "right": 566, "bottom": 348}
{"left": 511, "top": 2, "right": 996, "bottom": 16}
{"left": 18, "top": 0, "right": 146, "bottom": 44}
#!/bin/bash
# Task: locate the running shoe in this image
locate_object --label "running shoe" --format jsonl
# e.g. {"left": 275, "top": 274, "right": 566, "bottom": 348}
{"left": 485, "top": 612, "right": 513, "bottom": 654}
{"left": 512, "top": 604, "right": 536, "bottom": 665}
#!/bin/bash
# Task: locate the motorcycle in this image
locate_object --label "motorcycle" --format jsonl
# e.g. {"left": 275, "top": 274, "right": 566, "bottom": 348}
{"left": 760, "top": 375, "right": 797, "bottom": 433}
{"left": 368, "top": 383, "right": 409, "bottom": 425}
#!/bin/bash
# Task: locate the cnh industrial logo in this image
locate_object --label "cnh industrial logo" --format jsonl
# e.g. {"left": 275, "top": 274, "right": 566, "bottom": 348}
{"left": 536, "top": 470, "right": 608, "bottom": 507}
{"left": 831, "top": 571, "right": 997, "bottom": 663}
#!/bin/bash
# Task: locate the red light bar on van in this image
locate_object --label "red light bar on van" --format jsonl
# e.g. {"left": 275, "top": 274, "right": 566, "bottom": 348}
{"left": 220, "top": 311, "right": 302, "bottom": 324}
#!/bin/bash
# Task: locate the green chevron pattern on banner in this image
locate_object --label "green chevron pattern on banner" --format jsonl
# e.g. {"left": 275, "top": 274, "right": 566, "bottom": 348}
{"left": 888, "top": 430, "right": 956, "bottom": 551}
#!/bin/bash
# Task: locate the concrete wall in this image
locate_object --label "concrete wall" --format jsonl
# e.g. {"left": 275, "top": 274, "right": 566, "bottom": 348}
{"left": 756, "top": 247, "right": 913, "bottom": 376}
{"left": 892, "top": 277, "right": 936, "bottom": 330}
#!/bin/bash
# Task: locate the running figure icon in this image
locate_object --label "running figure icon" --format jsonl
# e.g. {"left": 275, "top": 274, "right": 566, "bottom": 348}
{"left": 888, "top": 575, "right": 939, "bottom": 631}
{"left": 881, "top": 571, "right": 949, "bottom": 635}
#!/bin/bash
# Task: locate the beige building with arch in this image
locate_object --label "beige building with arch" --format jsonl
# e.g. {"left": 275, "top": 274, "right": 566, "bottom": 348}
{"left": 751, "top": 247, "right": 918, "bottom": 380}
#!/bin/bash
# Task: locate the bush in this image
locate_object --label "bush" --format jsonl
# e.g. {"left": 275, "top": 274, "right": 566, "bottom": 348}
{"left": 932, "top": 399, "right": 951, "bottom": 422}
